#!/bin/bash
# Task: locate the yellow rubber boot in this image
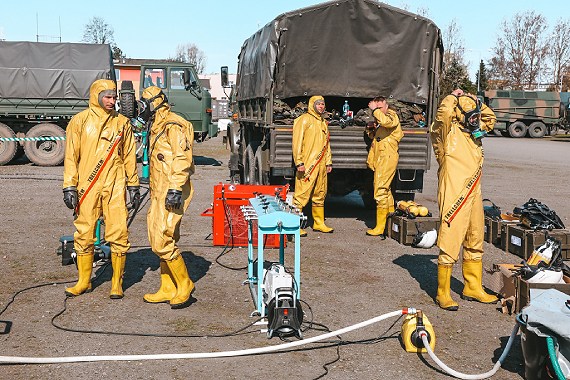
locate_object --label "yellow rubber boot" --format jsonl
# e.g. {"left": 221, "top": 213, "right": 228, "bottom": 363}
{"left": 143, "top": 261, "right": 177, "bottom": 303}
{"left": 435, "top": 264, "right": 459, "bottom": 311}
{"left": 166, "top": 255, "right": 195, "bottom": 309}
{"left": 366, "top": 207, "right": 388, "bottom": 237}
{"left": 65, "top": 254, "right": 94, "bottom": 296}
{"left": 299, "top": 228, "right": 307, "bottom": 237}
{"left": 110, "top": 253, "right": 126, "bottom": 299}
{"left": 461, "top": 259, "right": 499, "bottom": 304}
{"left": 312, "top": 205, "right": 333, "bottom": 233}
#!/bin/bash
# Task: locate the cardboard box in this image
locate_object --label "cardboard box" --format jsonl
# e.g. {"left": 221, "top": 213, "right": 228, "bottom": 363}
{"left": 507, "top": 224, "right": 570, "bottom": 260}
{"left": 390, "top": 215, "right": 440, "bottom": 245}
{"left": 488, "top": 263, "right": 519, "bottom": 314}
{"left": 516, "top": 274, "right": 570, "bottom": 313}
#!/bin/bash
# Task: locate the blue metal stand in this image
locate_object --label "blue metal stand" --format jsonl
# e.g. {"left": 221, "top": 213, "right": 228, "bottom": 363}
{"left": 242, "top": 194, "right": 303, "bottom": 317}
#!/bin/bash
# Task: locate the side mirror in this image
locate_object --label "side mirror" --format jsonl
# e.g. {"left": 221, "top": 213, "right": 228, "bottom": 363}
{"left": 221, "top": 66, "right": 229, "bottom": 88}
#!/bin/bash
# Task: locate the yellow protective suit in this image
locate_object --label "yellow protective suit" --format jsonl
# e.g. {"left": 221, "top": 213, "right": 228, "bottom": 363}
{"left": 142, "top": 86, "right": 195, "bottom": 308}
{"left": 430, "top": 93, "right": 497, "bottom": 309}
{"left": 63, "top": 79, "right": 139, "bottom": 297}
{"left": 292, "top": 96, "right": 333, "bottom": 234}
{"left": 366, "top": 108, "right": 403, "bottom": 209}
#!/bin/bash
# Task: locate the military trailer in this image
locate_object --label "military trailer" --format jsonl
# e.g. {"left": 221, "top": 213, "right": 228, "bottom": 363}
{"left": 0, "top": 41, "right": 216, "bottom": 166}
{"left": 223, "top": 0, "right": 443, "bottom": 205}
{"left": 481, "top": 90, "right": 570, "bottom": 138}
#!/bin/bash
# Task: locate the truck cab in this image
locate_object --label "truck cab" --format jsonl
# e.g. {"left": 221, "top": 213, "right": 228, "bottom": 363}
{"left": 139, "top": 63, "right": 217, "bottom": 141}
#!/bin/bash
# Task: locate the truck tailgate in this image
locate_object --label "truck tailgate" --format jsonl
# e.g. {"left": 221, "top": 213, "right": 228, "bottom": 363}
{"left": 270, "top": 125, "right": 431, "bottom": 170}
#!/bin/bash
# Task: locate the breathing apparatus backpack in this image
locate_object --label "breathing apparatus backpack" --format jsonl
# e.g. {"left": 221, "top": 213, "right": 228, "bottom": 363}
{"left": 514, "top": 198, "right": 565, "bottom": 231}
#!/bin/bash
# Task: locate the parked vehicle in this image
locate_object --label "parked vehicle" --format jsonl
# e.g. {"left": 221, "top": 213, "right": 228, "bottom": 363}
{"left": 0, "top": 41, "right": 215, "bottom": 166}
{"left": 481, "top": 90, "right": 570, "bottom": 138}
{"left": 119, "top": 62, "right": 216, "bottom": 142}
{"left": 222, "top": 0, "right": 443, "bottom": 205}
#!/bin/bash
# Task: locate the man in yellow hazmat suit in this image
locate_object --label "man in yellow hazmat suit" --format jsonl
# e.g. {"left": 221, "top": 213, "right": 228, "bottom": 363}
{"left": 365, "top": 96, "right": 403, "bottom": 238}
{"left": 292, "top": 95, "right": 333, "bottom": 237}
{"left": 140, "top": 86, "right": 195, "bottom": 309}
{"left": 430, "top": 88, "right": 498, "bottom": 311}
{"left": 63, "top": 79, "right": 140, "bottom": 299}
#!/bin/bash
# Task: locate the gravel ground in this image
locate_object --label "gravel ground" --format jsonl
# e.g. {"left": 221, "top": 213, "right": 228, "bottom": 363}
{"left": 0, "top": 133, "right": 569, "bottom": 379}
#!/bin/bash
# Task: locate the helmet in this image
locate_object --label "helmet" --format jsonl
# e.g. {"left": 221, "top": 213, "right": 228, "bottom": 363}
{"left": 412, "top": 228, "right": 437, "bottom": 248}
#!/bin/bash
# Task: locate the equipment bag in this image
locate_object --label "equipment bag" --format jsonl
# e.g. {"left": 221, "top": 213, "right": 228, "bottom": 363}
{"left": 514, "top": 198, "right": 565, "bottom": 230}
{"left": 483, "top": 199, "right": 502, "bottom": 220}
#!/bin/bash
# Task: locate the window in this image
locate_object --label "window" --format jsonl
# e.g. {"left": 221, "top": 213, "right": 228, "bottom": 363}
{"left": 170, "top": 69, "right": 185, "bottom": 90}
{"left": 143, "top": 68, "right": 166, "bottom": 89}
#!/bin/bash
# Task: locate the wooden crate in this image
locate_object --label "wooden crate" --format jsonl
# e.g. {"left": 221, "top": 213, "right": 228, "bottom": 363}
{"left": 484, "top": 217, "right": 508, "bottom": 246}
{"left": 516, "top": 274, "right": 570, "bottom": 313}
{"left": 507, "top": 224, "right": 570, "bottom": 260}
{"left": 524, "top": 229, "right": 570, "bottom": 260}
{"left": 390, "top": 215, "right": 440, "bottom": 245}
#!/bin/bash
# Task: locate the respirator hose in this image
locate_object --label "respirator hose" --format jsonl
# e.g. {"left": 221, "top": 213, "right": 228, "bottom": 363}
{"left": 420, "top": 324, "right": 520, "bottom": 379}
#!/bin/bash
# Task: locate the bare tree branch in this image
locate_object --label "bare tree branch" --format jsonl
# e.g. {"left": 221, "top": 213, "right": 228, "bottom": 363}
{"left": 172, "top": 43, "right": 207, "bottom": 74}
{"left": 82, "top": 16, "right": 114, "bottom": 45}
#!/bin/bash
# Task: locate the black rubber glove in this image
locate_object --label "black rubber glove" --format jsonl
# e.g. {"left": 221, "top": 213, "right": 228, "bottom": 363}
{"left": 165, "top": 189, "right": 183, "bottom": 211}
{"left": 63, "top": 186, "right": 78, "bottom": 210}
{"left": 127, "top": 186, "right": 141, "bottom": 211}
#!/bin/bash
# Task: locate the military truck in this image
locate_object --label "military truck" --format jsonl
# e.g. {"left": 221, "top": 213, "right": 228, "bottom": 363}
{"left": 223, "top": 0, "right": 442, "bottom": 205}
{"left": 481, "top": 90, "right": 570, "bottom": 138}
{"left": 0, "top": 41, "right": 215, "bottom": 166}
{"left": 118, "top": 62, "right": 216, "bottom": 142}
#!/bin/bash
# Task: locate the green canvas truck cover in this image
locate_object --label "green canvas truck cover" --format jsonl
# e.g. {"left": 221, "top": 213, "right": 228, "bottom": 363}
{"left": 236, "top": 0, "right": 442, "bottom": 104}
{"left": 0, "top": 41, "right": 114, "bottom": 100}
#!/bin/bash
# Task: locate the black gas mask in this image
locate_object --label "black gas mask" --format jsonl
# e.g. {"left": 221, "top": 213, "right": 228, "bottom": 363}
{"left": 138, "top": 91, "right": 168, "bottom": 124}
{"left": 456, "top": 96, "right": 486, "bottom": 140}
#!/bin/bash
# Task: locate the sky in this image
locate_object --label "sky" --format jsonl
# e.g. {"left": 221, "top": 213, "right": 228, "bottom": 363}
{"left": 0, "top": 0, "right": 566, "bottom": 80}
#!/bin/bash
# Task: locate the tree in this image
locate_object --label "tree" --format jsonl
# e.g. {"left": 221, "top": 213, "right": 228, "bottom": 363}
{"left": 172, "top": 43, "right": 207, "bottom": 74}
{"left": 548, "top": 18, "right": 570, "bottom": 91}
{"left": 82, "top": 16, "right": 124, "bottom": 61}
{"left": 439, "top": 20, "right": 474, "bottom": 96}
{"left": 440, "top": 56, "right": 475, "bottom": 96}
{"left": 488, "top": 11, "right": 549, "bottom": 90}
{"left": 475, "top": 60, "right": 489, "bottom": 92}
{"left": 82, "top": 16, "right": 114, "bottom": 45}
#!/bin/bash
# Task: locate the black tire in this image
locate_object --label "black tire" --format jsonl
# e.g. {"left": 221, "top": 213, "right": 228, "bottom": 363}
{"left": 120, "top": 80, "right": 134, "bottom": 91}
{"left": 253, "top": 149, "right": 269, "bottom": 185}
{"left": 528, "top": 121, "right": 546, "bottom": 138}
{"left": 0, "top": 122, "right": 18, "bottom": 166}
{"left": 119, "top": 92, "right": 136, "bottom": 119}
{"left": 507, "top": 121, "right": 527, "bottom": 138}
{"left": 23, "top": 123, "right": 66, "bottom": 166}
{"left": 242, "top": 144, "right": 255, "bottom": 185}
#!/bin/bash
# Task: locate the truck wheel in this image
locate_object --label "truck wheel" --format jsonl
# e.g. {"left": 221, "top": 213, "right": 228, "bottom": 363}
{"left": 242, "top": 145, "right": 255, "bottom": 184}
{"left": 23, "top": 123, "right": 66, "bottom": 166}
{"left": 528, "top": 121, "right": 546, "bottom": 138}
{"left": 0, "top": 122, "right": 18, "bottom": 166}
{"left": 254, "top": 149, "right": 269, "bottom": 185}
{"left": 119, "top": 92, "right": 136, "bottom": 119}
{"left": 507, "top": 121, "right": 527, "bottom": 138}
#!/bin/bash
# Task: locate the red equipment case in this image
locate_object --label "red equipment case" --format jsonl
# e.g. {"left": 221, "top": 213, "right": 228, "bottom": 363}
{"left": 201, "top": 183, "right": 289, "bottom": 248}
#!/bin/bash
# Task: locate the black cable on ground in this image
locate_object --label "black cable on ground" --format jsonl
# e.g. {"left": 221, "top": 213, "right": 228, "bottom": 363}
{"left": 51, "top": 297, "right": 263, "bottom": 338}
